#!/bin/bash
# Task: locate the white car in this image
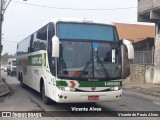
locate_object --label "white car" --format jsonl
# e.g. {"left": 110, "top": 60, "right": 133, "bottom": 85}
{"left": 4, "top": 66, "right": 7, "bottom": 72}
{"left": 0, "top": 65, "right": 4, "bottom": 70}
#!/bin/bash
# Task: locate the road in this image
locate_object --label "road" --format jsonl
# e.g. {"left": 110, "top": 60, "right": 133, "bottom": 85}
{"left": 0, "top": 71, "right": 160, "bottom": 120}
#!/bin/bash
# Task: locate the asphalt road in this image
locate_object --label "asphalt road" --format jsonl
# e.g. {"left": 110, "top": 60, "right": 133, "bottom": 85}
{"left": 0, "top": 71, "right": 160, "bottom": 120}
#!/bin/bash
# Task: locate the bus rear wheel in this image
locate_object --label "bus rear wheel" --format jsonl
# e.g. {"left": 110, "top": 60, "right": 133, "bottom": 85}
{"left": 42, "top": 84, "right": 51, "bottom": 105}
{"left": 7, "top": 71, "right": 10, "bottom": 75}
{"left": 11, "top": 71, "right": 13, "bottom": 76}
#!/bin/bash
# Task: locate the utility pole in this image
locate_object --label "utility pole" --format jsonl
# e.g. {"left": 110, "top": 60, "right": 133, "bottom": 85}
{"left": 0, "top": 0, "right": 5, "bottom": 78}
{"left": 0, "top": 0, "right": 26, "bottom": 78}
{"left": 0, "top": 0, "right": 2, "bottom": 78}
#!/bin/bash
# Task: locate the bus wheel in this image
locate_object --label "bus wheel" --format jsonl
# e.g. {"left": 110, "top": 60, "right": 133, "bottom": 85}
{"left": 42, "top": 84, "right": 51, "bottom": 105}
{"left": 11, "top": 72, "right": 13, "bottom": 76}
{"left": 7, "top": 71, "right": 9, "bottom": 75}
{"left": 20, "top": 75, "right": 25, "bottom": 88}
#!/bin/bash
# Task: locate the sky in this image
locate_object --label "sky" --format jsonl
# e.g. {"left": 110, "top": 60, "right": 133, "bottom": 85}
{"left": 1, "top": 0, "right": 151, "bottom": 55}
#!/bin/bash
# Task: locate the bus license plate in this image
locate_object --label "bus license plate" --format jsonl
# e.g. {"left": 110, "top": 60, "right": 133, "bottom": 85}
{"left": 88, "top": 96, "right": 99, "bottom": 100}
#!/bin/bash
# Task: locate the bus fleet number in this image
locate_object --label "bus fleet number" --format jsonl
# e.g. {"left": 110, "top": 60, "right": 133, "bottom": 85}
{"left": 105, "top": 82, "right": 121, "bottom": 86}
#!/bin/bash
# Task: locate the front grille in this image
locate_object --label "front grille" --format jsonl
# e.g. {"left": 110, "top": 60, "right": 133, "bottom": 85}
{"left": 74, "top": 88, "right": 111, "bottom": 92}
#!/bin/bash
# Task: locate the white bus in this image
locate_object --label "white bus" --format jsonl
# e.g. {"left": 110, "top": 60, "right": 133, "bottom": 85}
{"left": 16, "top": 18, "right": 134, "bottom": 104}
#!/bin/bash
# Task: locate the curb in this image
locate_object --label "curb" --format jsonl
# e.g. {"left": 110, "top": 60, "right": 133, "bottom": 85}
{"left": 0, "top": 78, "right": 10, "bottom": 97}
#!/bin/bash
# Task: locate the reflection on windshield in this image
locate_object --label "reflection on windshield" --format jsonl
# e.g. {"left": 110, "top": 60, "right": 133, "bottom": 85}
{"left": 58, "top": 41, "right": 121, "bottom": 80}
{"left": 58, "top": 42, "right": 93, "bottom": 78}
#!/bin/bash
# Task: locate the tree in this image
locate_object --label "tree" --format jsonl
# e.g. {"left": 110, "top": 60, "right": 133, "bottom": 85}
{"left": 1, "top": 53, "right": 14, "bottom": 64}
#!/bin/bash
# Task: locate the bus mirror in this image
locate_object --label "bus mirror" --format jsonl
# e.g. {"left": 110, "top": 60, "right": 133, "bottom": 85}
{"left": 122, "top": 39, "right": 134, "bottom": 59}
{"left": 52, "top": 36, "right": 60, "bottom": 57}
{"left": 112, "top": 49, "right": 116, "bottom": 63}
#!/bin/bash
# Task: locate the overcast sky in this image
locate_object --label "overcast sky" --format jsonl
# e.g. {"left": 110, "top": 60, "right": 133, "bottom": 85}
{"left": 1, "top": 0, "right": 151, "bottom": 55}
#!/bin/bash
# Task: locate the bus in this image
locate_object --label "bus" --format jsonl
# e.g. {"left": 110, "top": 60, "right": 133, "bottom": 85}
{"left": 16, "top": 18, "right": 134, "bottom": 104}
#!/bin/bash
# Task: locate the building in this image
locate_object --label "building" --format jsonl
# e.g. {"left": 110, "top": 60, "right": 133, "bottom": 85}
{"left": 115, "top": 23, "right": 154, "bottom": 78}
{"left": 137, "top": 0, "right": 160, "bottom": 84}
{"left": 115, "top": 23, "right": 154, "bottom": 42}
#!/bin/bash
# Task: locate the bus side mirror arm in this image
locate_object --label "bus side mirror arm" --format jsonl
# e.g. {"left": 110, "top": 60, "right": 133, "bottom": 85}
{"left": 52, "top": 36, "right": 60, "bottom": 57}
{"left": 122, "top": 39, "right": 134, "bottom": 59}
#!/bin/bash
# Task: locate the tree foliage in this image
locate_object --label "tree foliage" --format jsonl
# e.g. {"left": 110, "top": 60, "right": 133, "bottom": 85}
{"left": 1, "top": 53, "right": 14, "bottom": 64}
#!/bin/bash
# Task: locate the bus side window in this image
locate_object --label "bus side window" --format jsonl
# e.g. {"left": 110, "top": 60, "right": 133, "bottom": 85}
{"left": 48, "top": 23, "right": 55, "bottom": 55}
{"left": 37, "top": 26, "right": 47, "bottom": 40}
{"left": 48, "top": 23, "right": 55, "bottom": 76}
{"left": 29, "top": 34, "right": 34, "bottom": 53}
{"left": 48, "top": 23, "right": 55, "bottom": 41}
{"left": 32, "top": 25, "right": 47, "bottom": 51}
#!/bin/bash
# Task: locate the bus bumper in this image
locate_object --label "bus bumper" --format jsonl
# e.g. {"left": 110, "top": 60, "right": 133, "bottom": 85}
{"left": 54, "top": 89, "right": 122, "bottom": 103}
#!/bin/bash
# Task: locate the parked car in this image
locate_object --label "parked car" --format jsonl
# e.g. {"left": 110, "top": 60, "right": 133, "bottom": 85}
{"left": 0, "top": 65, "right": 4, "bottom": 70}
{"left": 4, "top": 66, "right": 7, "bottom": 72}
{"left": 6, "top": 58, "right": 17, "bottom": 76}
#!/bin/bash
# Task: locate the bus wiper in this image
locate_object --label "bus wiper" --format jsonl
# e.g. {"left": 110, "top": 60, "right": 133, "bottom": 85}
{"left": 78, "top": 56, "right": 110, "bottom": 80}
{"left": 78, "top": 57, "right": 93, "bottom": 79}
{"left": 96, "top": 56, "right": 110, "bottom": 80}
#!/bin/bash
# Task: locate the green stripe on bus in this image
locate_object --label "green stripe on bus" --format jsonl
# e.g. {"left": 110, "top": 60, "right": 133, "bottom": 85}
{"left": 28, "top": 54, "right": 43, "bottom": 66}
{"left": 56, "top": 81, "right": 68, "bottom": 86}
{"left": 44, "top": 53, "right": 46, "bottom": 66}
{"left": 56, "top": 80, "right": 122, "bottom": 87}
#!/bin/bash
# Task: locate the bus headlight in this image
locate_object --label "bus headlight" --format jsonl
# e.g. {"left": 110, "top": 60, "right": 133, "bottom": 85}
{"left": 110, "top": 86, "right": 121, "bottom": 91}
{"left": 58, "top": 86, "right": 75, "bottom": 91}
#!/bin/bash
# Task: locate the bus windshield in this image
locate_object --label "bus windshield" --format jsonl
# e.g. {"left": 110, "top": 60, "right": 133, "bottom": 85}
{"left": 57, "top": 22, "right": 118, "bottom": 41}
{"left": 57, "top": 41, "right": 122, "bottom": 80}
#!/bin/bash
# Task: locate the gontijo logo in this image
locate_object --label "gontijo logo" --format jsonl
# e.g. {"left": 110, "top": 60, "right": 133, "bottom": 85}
{"left": 32, "top": 57, "right": 42, "bottom": 64}
{"left": 28, "top": 54, "right": 44, "bottom": 66}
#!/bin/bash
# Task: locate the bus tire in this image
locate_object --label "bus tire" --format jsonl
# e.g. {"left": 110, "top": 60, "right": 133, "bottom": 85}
{"left": 18, "top": 73, "right": 21, "bottom": 81}
{"left": 11, "top": 71, "right": 13, "bottom": 76}
{"left": 42, "top": 83, "right": 51, "bottom": 105}
{"left": 20, "top": 74, "right": 25, "bottom": 88}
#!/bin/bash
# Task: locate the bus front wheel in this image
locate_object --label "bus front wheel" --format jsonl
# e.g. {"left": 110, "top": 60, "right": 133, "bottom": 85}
{"left": 42, "top": 84, "right": 51, "bottom": 105}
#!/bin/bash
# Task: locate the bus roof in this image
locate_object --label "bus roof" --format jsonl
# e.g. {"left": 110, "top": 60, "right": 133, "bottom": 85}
{"left": 47, "top": 18, "right": 115, "bottom": 26}
{"left": 18, "top": 18, "right": 116, "bottom": 44}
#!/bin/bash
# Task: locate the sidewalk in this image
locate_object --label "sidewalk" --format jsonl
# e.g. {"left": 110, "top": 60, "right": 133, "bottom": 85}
{"left": 123, "top": 80, "right": 160, "bottom": 97}
{"left": 0, "top": 77, "right": 10, "bottom": 97}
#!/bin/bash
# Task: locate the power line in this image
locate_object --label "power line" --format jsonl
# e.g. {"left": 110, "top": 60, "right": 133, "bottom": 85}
{"left": 3, "top": 43, "right": 16, "bottom": 48}
{"left": 2, "top": 40, "right": 17, "bottom": 43}
{"left": 12, "top": 0, "right": 136, "bottom": 11}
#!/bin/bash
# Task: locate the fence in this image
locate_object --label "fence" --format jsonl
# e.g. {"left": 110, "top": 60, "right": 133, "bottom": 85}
{"left": 134, "top": 51, "right": 154, "bottom": 64}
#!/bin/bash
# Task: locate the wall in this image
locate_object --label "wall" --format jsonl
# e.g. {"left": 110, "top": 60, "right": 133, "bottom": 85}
{"left": 122, "top": 45, "right": 133, "bottom": 79}
{"left": 130, "top": 64, "right": 160, "bottom": 84}
{"left": 133, "top": 38, "right": 154, "bottom": 51}
{"left": 138, "top": 0, "right": 160, "bottom": 14}
{"left": 137, "top": 0, "right": 160, "bottom": 85}
{"left": 154, "top": 24, "right": 160, "bottom": 65}
{"left": 130, "top": 64, "right": 145, "bottom": 83}
{"left": 145, "top": 65, "right": 160, "bottom": 84}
